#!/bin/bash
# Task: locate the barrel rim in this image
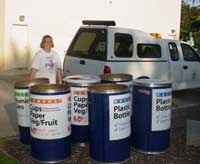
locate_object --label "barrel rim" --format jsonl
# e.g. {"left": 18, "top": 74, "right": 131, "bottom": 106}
{"left": 66, "top": 81, "right": 100, "bottom": 87}
{"left": 133, "top": 79, "right": 172, "bottom": 88}
{"left": 63, "top": 75, "right": 101, "bottom": 86}
{"left": 14, "top": 78, "right": 49, "bottom": 88}
{"left": 88, "top": 84, "right": 129, "bottom": 94}
{"left": 100, "top": 73, "right": 132, "bottom": 82}
{"left": 30, "top": 84, "right": 70, "bottom": 93}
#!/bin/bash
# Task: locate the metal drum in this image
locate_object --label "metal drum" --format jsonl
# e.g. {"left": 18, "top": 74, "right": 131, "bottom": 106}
{"left": 30, "top": 84, "right": 71, "bottom": 163}
{"left": 100, "top": 73, "right": 133, "bottom": 89}
{"left": 132, "top": 79, "right": 172, "bottom": 154}
{"left": 63, "top": 75, "right": 100, "bottom": 146}
{"left": 88, "top": 84, "right": 131, "bottom": 163}
{"left": 14, "top": 78, "right": 49, "bottom": 144}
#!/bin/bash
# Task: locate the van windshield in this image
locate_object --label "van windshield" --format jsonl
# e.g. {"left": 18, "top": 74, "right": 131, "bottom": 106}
{"left": 67, "top": 28, "right": 107, "bottom": 60}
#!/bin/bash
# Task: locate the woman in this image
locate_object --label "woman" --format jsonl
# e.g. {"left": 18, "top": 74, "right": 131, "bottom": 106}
{"left": 30, "top": 35, "right": 62, "bottom": 84}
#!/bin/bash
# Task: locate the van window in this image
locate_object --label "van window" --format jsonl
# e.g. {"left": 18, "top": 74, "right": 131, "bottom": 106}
{"left": 67, "top": 28, "right": 107, "bottom": 60}
{"left": 114, "top": 33, "right": 133, "bottom": 57}
{"left": 181, "top": 43, "right": 199, "bottom": 61}
{"left": 137, "top": 44, "right": 161, "bottom": 58}
{"left": 168, "top": 42, "right": 179, "bottom": 61}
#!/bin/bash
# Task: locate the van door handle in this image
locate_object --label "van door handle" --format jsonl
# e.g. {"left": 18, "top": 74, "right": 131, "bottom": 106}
{"left": 183, "top": 65, "right": 188, "bottom": 70}
{"left": 80, "top": 60, "right": 85, "bottom": 65}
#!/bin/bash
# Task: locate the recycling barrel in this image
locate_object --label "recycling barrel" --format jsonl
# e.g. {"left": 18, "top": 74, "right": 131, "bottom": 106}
{"left": 30, "top": 84, "right": 71, "bottom": 163}
{"left": 132, "top": 79, "right": 172, "bottom": 154}
{"left": 63, "top": 75, "right": 100, "bottom": 146}
{"left": 100, "top": 73, "right": 133, "bottom": 142}
{"left": 88, "top": 84, "right": 131, "bottom": 163}
{"left": 14, "top": 78, "right": 49, "bottom": 144}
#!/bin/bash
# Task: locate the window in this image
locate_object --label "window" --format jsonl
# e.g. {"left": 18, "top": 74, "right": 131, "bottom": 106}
{"left": 114, "top": 33, "right": 133, "bottom": 57}
{"left": 137, "top": 44, "right": 161, "bottom": 58}
{"left": 181, "top": 43, "right": 199, "bottom": 61}
{"left": 168, "top": 42, "right": 179, "bottom": 61}
{"left": 68, "top": 28, "right": 107, "bottom": 60}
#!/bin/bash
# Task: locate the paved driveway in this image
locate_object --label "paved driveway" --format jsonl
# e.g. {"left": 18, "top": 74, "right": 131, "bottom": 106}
{"left": 0, "top": 69, "right": 29, "bottom": 137}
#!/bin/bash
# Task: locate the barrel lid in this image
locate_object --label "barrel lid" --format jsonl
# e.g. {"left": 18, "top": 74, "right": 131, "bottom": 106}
{"left": 133, "top": 79, "right": 171, "bottom": 87}
{"left": 63, "top": 75, "right": 101, "bottom": 86}
{"left": 100, "top": 73, "right": 132, "bottom": 82}
{"left": 89, "top": 84, "right": 129, "bottom": 94}
{"left": 14, "top": 78, "right": 49, "bottom": 88}
{"left": 30, "top": 84, "right": 70, "bottom": 94}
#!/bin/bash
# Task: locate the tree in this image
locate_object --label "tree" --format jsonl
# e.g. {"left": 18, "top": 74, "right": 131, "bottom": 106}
{"left": 180, "top": 1, "right": 200, "bottom": 48}
{"left": 183, "top": 0, "right": 200, "bottom": 6}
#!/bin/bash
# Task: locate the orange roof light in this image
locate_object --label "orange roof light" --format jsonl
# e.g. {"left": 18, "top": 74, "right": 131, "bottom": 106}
{"left": 150, "top": 33, "right": 162, "bottom": 38}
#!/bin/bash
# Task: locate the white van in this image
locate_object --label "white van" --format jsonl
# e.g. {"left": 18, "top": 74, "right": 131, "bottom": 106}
{"left": 63, "top": 20, "right": 200, "bottom": 90}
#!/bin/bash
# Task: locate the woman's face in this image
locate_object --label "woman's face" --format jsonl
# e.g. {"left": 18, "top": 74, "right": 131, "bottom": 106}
{"left": 43, "top": 37, "right": 53, "bottom": 52}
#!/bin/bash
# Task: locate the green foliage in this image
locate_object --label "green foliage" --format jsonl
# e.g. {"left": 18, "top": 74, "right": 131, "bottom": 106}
{"left": 183, "top": 0, "right": 200, "bottom": 6}
{"left": 181, "top": 1, "right": 200, "bottom": 48}
{"left": 0, "top": 152, "right": 21, "bottom": 164}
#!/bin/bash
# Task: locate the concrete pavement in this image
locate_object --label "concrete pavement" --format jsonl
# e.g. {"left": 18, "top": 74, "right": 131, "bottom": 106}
{"left": 173, "top": 89, "right": 200, "bottom": 109}
{"left": 0, "top": 80, "right": 18, "bottom": 137}
{"left": 0, "top": 68, "right": 29, "bottom": 137}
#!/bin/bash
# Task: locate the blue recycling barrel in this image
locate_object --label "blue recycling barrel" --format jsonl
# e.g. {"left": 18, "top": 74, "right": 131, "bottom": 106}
{"left": 63, "top": 75, "right": 100, "bottom": 146}
{"left": 132, "top": 79, "right": 172, "bottom": 154}
{"left": 30, "top": 84, "right": 71, "bottom": 163}
{"left": 88, "top": 84, "right": 131, "bottom": 163}
{"left": 14, "top": 78, "right": 49, "bottom": 144}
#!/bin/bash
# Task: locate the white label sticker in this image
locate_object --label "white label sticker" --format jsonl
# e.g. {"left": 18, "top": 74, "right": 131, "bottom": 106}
{"left": 117, "top": 81, "right": 133, "bottom": 116}
{"left": 109, "top": 93, "right": 131, "bottom": 141}
{"left": 15, "top": 89, "right": 30, "bottom": 127}
{"left": 71, "top": 87, "right": 88, "bottom": 126}
{"left": 151, "top": 88, "right": 172, "bottom": 131}
{"left": 30, "top": 93, "right": 71, "bottom": 139}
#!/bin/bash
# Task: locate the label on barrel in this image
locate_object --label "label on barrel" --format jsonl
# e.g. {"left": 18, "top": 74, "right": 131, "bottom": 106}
{"left": 71, "top": 87, "right": 88, "bottom": 126}
{"left": 30, "top": 93, "right": 71, "bottom": 139}
{"left": 117, "top": 81, "right": 133, "bottom": 116}
{"left": 15, "top": 89, "right": 30, "bottom": 127}
{"left": 109, "top": 93, "right": 131, "bottom": 140}
{"left": 151, "top": 88, "right": 172, "bottom": 131}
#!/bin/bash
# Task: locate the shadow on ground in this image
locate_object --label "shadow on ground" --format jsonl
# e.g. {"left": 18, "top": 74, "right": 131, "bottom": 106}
{"left": 4, "top": 103, "right": 18, "bottom": 134}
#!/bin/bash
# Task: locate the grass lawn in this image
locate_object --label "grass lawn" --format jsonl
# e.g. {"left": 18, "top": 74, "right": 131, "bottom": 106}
{"left": 0, "top": 151, "right": 21, "bottom": 164}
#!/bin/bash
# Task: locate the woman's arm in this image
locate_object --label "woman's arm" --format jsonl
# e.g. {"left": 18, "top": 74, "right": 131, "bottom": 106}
{"left": 57, "top": 68, "right": 63, "bottom": 84}
{"left": 30, "top": 68, "right": 37, "bottom": 80}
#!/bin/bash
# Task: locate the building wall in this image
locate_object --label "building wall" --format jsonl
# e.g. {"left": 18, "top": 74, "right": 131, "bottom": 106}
{"left": 2, "top": 0, "right": 182, "bottom": 70}
{"left": 0, "top": 0, "right": 5, "bottom": 71}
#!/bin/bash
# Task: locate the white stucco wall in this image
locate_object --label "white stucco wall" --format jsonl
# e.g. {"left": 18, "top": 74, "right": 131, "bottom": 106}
{"left": 2, "top": 0, "right": 181, "bottom": 70}
{"left": 0, "top": 0, "right": 5, "bottom": 71}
